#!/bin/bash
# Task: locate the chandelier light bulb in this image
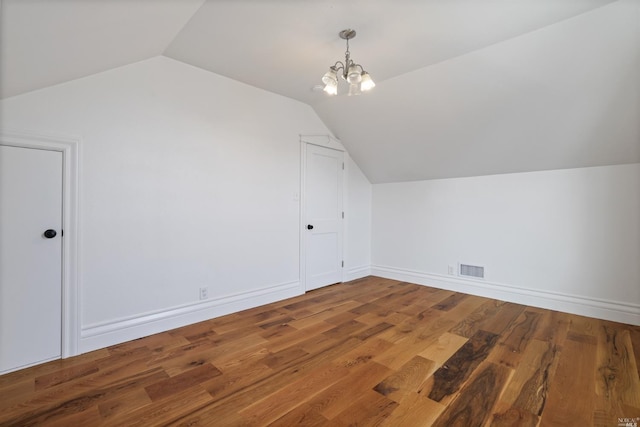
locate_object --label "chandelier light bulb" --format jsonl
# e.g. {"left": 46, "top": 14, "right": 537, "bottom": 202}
{"left": 322, "top": 67, "right": 338, "bottom": 86}
{"left": 360, "top": 72, "right": 375, "bottom": 91}
{"left": 323, "top": 80, "right": 338, "bottom": 95}
{"left": 346, "top": 65, "right": 362, "bottom": 84}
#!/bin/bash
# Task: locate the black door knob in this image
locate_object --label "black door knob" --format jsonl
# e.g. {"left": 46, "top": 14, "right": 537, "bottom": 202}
{"left": 44, "top": 229, "right": 57, "bottom": 239}
{"left": 307, "top": 224, "right": 314, "bottom": 230}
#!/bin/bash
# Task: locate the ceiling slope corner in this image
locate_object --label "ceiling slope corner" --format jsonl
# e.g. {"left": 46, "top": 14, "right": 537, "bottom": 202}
{"left": 0, "top": 0, "right": 208, "bottom": 99}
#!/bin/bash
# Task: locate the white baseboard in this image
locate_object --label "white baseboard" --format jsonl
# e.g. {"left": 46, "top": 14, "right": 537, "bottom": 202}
{"left": 77, "top": 267, "right": 640, "bottom": 354}
{"left": 371, "top": 265, "right": 640, "bottom": 326}
{"left": 344, "top": 265, "right": 372, "bottom": 282}
{"left": 79, "top": 281, "right": 303, "bottom": 353}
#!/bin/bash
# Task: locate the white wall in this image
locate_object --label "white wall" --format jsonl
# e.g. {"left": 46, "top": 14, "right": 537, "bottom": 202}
{"left": 372, "top": 164, "right": 640, "bottom": 325}
{"left": 345, "top": 154, "right": 372, "bottom": 280}
{"left": 0, "top": 56, "right": 372, "bottom": 352}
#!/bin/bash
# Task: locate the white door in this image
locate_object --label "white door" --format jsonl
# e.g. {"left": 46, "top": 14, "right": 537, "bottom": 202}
{"left": 0, "top": 145, "right": 63, "bottom": 373}
{"left": 304, "top": 143, "right": 344, "bottom": 291}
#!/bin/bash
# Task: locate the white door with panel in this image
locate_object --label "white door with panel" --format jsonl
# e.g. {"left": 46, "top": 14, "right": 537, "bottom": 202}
{"left": 304, "top": 143, "right": 344, "bottom": 291}
{"left": 0, "top": 145, "right": 63, "bottom": 374}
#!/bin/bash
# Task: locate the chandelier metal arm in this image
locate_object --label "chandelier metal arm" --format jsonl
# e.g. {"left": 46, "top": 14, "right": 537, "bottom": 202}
{"left": 332, "top": 61, "right": 365, "bottom": 80}
{"left": 331, "top": 61, "right": 345, "bottom": 77}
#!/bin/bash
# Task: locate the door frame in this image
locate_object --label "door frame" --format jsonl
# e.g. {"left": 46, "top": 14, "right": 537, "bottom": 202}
{"left": 0, "top": 129, "right": 80, "bottom": 358}
{"left": 299, "top": 135, "right": 346, "bottom": 292}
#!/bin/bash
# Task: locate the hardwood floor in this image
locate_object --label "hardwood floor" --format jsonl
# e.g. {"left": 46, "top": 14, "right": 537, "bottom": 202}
{"left": 1, "top": 276, "right": 639, "bottom": 426}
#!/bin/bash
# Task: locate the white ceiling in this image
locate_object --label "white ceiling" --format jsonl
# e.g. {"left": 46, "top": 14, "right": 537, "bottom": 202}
{"left": 164, "top": 0, "right": 617, "bottom": 105}
{"left": 0, "top": 0, "right": 205, "bottom": 99}
{"left": 1, "top": 0, "right": 638, "bottom": 182}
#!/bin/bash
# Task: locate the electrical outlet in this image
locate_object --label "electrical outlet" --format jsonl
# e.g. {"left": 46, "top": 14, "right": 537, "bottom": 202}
{"left": 199, "top": 287, "right": 208, "bottom": 300}
{"left": 448, "top": 265, "right": 455, "bottom": 275}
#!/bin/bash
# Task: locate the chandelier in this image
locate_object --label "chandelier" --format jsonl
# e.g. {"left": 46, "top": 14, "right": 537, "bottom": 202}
{"left": 321, "top": 29, "right": 375, "bottom": 96}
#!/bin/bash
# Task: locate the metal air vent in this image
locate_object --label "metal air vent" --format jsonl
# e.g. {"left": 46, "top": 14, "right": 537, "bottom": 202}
{"left": 459, "top": 264, "right": 485, "bottom": 279}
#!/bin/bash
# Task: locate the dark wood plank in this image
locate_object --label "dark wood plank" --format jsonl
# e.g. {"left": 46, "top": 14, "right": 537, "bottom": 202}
{"left": 422, "top": 329, "right": 500, "bottom": 403}
{"left": 431, "top": 361, "right": 511, "bottom": 427}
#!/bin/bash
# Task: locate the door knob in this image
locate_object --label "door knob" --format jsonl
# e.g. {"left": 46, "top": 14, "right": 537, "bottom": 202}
{"left": 307, "top": 224, "right": 314, "bottom": 230}
{"left": 43, "top": 229, "right": 57, "bottom": 239}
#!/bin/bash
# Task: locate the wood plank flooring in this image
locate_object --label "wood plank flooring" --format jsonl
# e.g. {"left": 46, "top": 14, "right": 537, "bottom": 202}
{"left": 1, "top": 276, "right": 639, "bottom": 426}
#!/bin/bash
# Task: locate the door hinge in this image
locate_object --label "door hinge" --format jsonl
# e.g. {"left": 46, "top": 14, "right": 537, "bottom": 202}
{"left": 341, "top": 260, "right": 344, "bottom": 268}
{"left": 342, "top": 162, "right": 344, "bottom": 170}
{"left": 342, "top": 211, "right": 344, "bottom": 219}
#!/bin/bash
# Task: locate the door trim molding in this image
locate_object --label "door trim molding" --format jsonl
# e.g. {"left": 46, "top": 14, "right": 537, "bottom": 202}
{"left": 299, "top": 135, "right": 346, "bottom": 292}
{"left": 0, "top": 129, "right": 81, "bottom": 358}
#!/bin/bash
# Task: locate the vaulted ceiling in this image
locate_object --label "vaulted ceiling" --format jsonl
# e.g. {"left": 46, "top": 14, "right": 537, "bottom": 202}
{"left": 1, "top": 0, "right": 638, "bottom": 182}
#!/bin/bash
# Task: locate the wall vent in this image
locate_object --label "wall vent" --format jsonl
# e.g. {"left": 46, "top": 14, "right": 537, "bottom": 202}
{"left": 459, "top": 264, "right": 485, "bottom": 279}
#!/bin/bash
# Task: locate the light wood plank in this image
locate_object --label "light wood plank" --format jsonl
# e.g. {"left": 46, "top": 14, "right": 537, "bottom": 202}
{"left": 540, "top": 332, "right": 598, "bottom": 426}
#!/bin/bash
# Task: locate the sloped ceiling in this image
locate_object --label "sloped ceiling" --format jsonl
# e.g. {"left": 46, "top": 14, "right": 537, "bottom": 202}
{"left": 0, "top": 0, "right": 205, "bottom": 99}
{"left": 1, "top": 0, "right": 638, "bottom": 182}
